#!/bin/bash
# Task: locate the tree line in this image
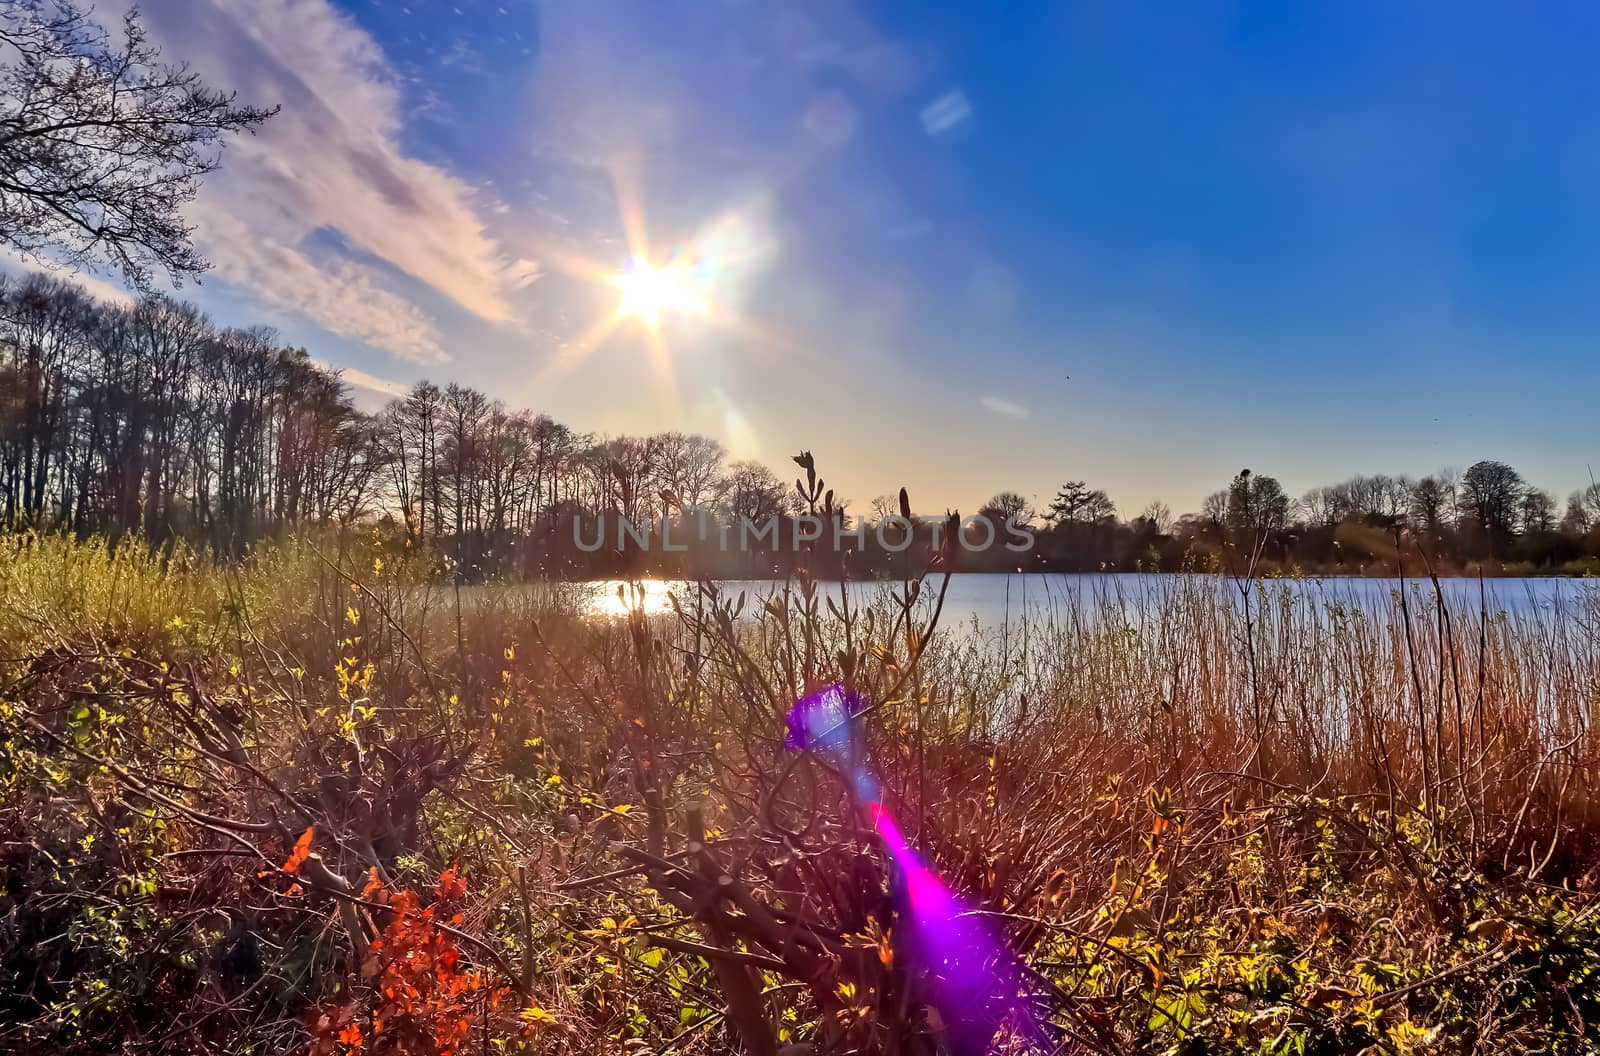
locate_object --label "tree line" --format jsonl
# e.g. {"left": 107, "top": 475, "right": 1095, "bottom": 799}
{"left": 2, "top": 272, "right": 1597, "bottom": 577}
{"left": 1014, "top": 463, "right": 1600, "bottom": 575}
{"left": 0, "top": 271, "right": 808, "bottom": 575}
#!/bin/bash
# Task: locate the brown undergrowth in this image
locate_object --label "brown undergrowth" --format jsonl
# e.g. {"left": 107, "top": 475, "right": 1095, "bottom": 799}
{"left": 1, "top": 490, "right": 1599, "bottom": 1054}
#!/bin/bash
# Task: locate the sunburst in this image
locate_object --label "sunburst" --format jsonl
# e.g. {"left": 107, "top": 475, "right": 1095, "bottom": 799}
{"left": 513, "top": 164, "right": 799, "bottom": 419}
{"left": 612, "top": 255, "right": 710, "bottom": 326}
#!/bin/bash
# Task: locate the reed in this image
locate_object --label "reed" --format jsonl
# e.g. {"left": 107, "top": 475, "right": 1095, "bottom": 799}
{"left": 1, "top": 527, "right": 1597, "bottom": 1054}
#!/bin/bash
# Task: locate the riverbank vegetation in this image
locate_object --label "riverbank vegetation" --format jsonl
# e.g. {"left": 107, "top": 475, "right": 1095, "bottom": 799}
{"left": 2, "top": 520, "right": 1598, "bottom": 1054}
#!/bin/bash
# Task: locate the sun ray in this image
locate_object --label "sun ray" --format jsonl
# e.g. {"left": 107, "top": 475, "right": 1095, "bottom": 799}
{"left": 520, "top": 160, "right": 823, "bottom": 419}
{"left": 518, "top": 310, "right": 627, "bottom": 401}
{"left": 641, "top": 322, "right": 683, "bottom": 421}
{"left": 610, "top": 162, "right": 653, "bottom": 266}
{"left": 521, "top": 239, "right": 621, "bottom": 286}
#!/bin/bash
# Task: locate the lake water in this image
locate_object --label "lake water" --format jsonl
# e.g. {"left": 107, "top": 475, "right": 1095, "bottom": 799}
{"left": 555, "top": 573, "right": 1597, "bottom": 628}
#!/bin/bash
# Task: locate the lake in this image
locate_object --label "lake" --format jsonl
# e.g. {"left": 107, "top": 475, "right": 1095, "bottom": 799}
{"left": 529, "top": 573, "right": 1599, "bottom": 628}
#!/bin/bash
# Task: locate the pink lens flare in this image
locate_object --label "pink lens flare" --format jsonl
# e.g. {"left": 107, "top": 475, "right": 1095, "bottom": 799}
{"left": 868, "top": 802, "right": 1025, "bottom": 1011}
{"left": 784, "top": 685, "right": 1037, "bottom": 1050}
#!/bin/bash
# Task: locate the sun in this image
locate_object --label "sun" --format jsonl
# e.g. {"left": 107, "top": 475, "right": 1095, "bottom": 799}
{"left": 612, "top": 256, "right": 710, "bottom": 325}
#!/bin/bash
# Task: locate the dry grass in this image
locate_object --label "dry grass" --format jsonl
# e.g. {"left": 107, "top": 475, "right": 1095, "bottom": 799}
{"left": 2, "top": 531, "right": 1599, "bottom": 1055}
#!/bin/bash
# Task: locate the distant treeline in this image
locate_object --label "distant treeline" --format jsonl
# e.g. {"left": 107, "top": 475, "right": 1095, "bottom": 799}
{"left": 2, "top": 272, "right": 1598, "bottom": 578}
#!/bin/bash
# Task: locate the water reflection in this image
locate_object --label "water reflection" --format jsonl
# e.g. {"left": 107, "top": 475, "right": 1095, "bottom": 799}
{"left": 584, "top": 579, "right": 684, "bottom": 618}
{"left": 574, "top": 573, "right": 1596, "bottom": 627}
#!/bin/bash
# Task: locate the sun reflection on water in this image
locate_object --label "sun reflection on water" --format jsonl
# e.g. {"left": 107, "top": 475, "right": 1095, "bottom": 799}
{"left": 582, "top": 579, "right": 684, "bottom": 618}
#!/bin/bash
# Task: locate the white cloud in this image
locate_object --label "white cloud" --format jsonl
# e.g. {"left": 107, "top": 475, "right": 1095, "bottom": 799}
{"left": 920, "top": 89, "right": 972, "bottom": 136}
{"left": 505, "top": 258, "right": 542, "bottom": 289}
{"left": 980, "top": 395, "right": 1028, "bottom": 419}
{"left": 0, "top": 248, "right": 135, "bottom": 306}
{"left": 194, "top": 206, "right": 448, "bottom": 364}
{"left": 125, "top": 0, "right": 528, "bottom": 358}
{"left": 335, "top": 364, "right": 410, "bottom": 399}
{"left": 312, "top": 358, "right": 411, "bottom": 410}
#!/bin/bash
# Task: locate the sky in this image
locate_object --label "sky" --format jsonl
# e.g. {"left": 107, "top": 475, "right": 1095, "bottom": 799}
{"left": 48, "top": 0, "right": 1600, "bottom": 516}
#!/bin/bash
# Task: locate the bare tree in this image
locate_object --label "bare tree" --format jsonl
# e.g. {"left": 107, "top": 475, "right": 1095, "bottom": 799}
{"left": 377, "top": 383, "right": 445, "bottom": 546}
{"left": 524, "top": 414, "right": 582, "bottom": 546}
{"left": 0, "top": 272, "right": 91, "bottom": 520}
{"left": 478, "top": 407, "right": 532, "bottom": 548}
{"left": 595, "top": 435, "right": 661, "bottom": 526}
{"left": 1136, "top": 500, "right": 1173, "bottom": 534}
{"left": 1571, "top": 481, "right": 1600, "bottom": 531}
{"left": 1520, "top": 487, "right": 1557, "bottom": 535}
{"left": 441, "top": 383, "right": 489, "bottom": 568}
{"left": 979, "top": 490, "right": 1033, "bottom": 526}
{"left": 0, "top": 0, "right": 275, "bottom": 288}
{"left": 127, "top": 293, "right": 209, "bottom": 537}
{"left": 654, "top": 431, "right": 726, "bottom": 510}
{"left": 1561, "top": 491, "right": 1594, "bottom": 536}
{"left": 722, "top": 459, "right": 786, "bottom": 523}
{"left": 195, "top": 325, "right": 277, "bottom": 552}
{"left": 1408, "top": 474, "right": 1455, "bottom": 542}
{"left": 280, "top": 352, "right": 381, "bottom": 529}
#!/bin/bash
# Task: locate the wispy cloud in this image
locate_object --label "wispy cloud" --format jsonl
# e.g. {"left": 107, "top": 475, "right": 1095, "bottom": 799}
{"left": 980, "top": 395, "right": 1029, "bottom": 419}
{"left": 313, "top": 358, "right": 412, "bottom": 410}
{"left": 0, "top": 248, "right": 135, "bottom": 306}
{"left": 124, "top": 0, "right": 531, "bottom": 359}
{"left": 194, "top": 208, "right": 448, "bottom": 364}
{"left": 920, "top": 89, "right": 972, "bottom": 136}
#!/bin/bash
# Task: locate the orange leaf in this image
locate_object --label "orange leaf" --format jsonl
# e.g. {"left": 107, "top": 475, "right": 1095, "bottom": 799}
{"left": 435, "top": 864, "right": 467, "bottom": 901}
{"left": 282, "top": 825, "right": 315, "bottom": 875}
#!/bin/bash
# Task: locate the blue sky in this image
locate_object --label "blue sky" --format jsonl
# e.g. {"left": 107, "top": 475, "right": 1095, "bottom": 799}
{"left": 73, "top": 0, "right": 1600, "bottom": 516}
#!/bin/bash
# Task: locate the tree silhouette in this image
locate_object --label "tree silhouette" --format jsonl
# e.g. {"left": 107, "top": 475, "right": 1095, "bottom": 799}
{"left": 3, "top": 268, "right": 1597, "bottom": 575}
{"left": 978, "top": 490, "right": 1031, "bottom": 525}
{"left": 1047, "top": 481, "right": 1113, "bottom": 524}
{"left": 1460, "top": 460, "right": 1526, "bottom": 558}
{"left": 0, "top": 1, "right": 275, "bottom": 288}
{"left": 1225, "top": 469, "right": 1289, "bottom": 541}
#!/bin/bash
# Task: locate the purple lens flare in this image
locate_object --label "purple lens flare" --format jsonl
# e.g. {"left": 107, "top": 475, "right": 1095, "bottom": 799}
{"left": 784, "top": 683, "right": 880, "bottom": 801}
{"left": 869, "top": 803, "right": 1025, "bottom": 1017}
{"left": 783, "top": 684, "right": 1037, "bottom": 1050}
{"left": 784, "top": 682, "right": 856, "bottom": 754}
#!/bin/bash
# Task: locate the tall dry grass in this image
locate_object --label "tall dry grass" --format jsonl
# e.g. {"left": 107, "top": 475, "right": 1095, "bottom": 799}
{"left": 1, "top": 530, "right": 1598, "bottom": 1054}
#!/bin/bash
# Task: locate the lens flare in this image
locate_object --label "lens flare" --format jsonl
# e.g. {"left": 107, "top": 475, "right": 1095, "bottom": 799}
{"left": 783, "top": 684, "right": 1034, "bottom": 1048}
{"left": 785, "top": 684, "right": 879, "bottom": 801}
{"left": 867, "top": 802, "right": 1026, "bottom": 1031}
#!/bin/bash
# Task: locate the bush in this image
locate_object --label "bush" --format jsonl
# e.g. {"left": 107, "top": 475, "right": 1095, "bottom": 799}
{"left": 3, "top": 532, "right": 1599, "bottom": 1053}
